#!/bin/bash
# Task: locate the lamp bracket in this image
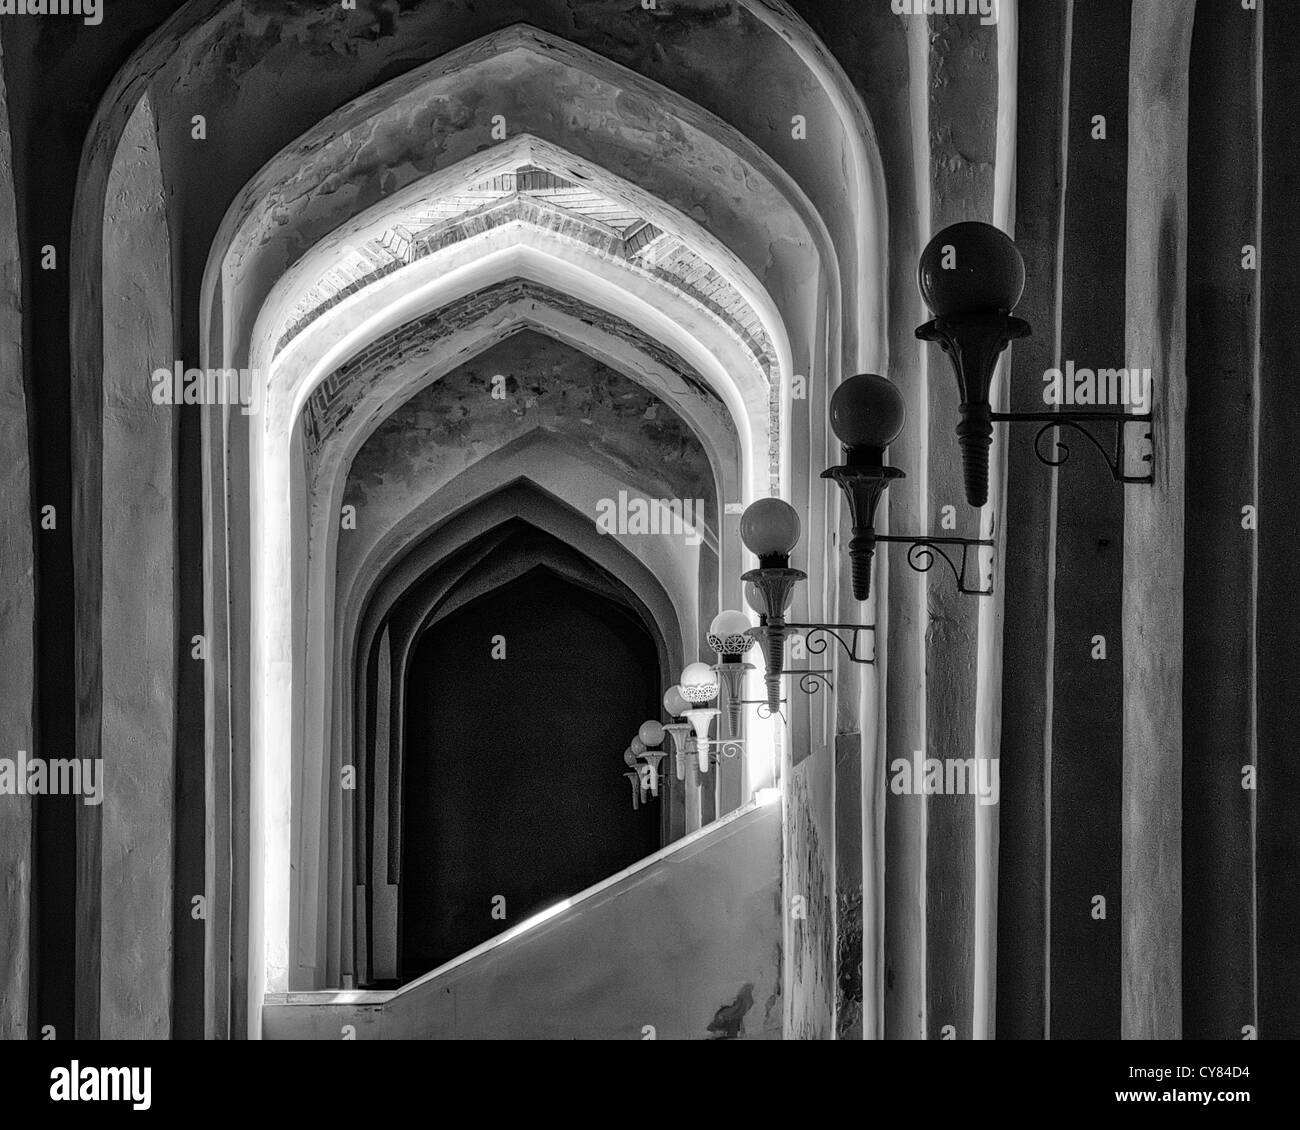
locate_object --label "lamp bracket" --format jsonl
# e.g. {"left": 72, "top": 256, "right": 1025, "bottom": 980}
{"left": 876, "top": 534, "right": 995, "bottom": 597}
{"left": 989, "top": 410, "right": 1155, "bottom": 484}
{"left": 735, "top": 665, "right": 832, "bottom": 712}
{"left": 786, "top": 622, "right": 876, "bottom": 666}
{"left": 750, "top": 667, "right": 833, "bottom": 691}
{"left": 793, "top": 670, "right": 834, "bottom": 695}
{"left": 734, "top": 698, "right": 788, "bottom": 719}
{"left": 694, "top": 737, "right": 746, "bottom": 750}
{"left": 706, "top": 741, "right": 746, "bottom": 763}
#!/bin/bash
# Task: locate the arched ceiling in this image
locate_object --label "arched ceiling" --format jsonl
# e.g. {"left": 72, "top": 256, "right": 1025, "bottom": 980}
{"left": 224, "top": 26, "right": 821, "bottom": 429}
{"left": 342, "top": 328, "right": 718, "bottom": 539}
{"left": 278, "top": 159, "right": 777, "bottom": 382}
{"left": 262, "top": 36, "right": 836, "bottom": 983}
{"left": 303, "top": 278, "right": 737, "bottom": 486}
{"left": 209, "top": 23, "right": 838, "bottom": 331}
{"left": 399, "top": 521, "right": 667, "bottom": 649}
{"left": 346, "top": 482, "right": 692, "bottom": 831}
{"left": 65, "top": 3, "right": 884, "bottom": 1011}
{"left": 340, "top": 432, "right": 712, "bottom": 641}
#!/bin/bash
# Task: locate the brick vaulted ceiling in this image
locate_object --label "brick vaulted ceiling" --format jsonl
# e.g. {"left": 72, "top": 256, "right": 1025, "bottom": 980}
{"left": 277, "top": 161, "right": 778, "bottom": 383}
{"left": 300, "top": 278, "right": 737, "bottom": 469}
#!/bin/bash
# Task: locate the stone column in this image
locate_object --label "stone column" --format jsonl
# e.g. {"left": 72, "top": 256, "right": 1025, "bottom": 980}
{"left": 1121, "top": 0, "right": 1195, "bottom": 1041}
{"left": 1181, "top": 0, "right": 1260, "bottom": 1041}
{"left": 0, "top": 38, "right": 35, "bottom": 1041}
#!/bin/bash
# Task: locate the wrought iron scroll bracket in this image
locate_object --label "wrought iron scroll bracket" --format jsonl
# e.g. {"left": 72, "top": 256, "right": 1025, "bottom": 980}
{"left": 708, "top": 741, "right": 746, "bottom": 765}
{"left": 736, "top": 669, "right": 834, "bottom": 699}
{"left": 990, "top": 410, "right": 1155, "bottom": 484}
{"left": 786, "top": 622, "right": 877, "bottom": 666}
{"left": 876, "top": 534, "right": 995, "bottom": 597}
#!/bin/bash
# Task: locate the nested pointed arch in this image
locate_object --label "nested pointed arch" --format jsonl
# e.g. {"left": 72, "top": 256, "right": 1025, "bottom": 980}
{"left": 291, "top": 257, "right": 752, "bottom": 502}
{"left": 251, "top": 226, "right": 768, "bottom": 1000}
{"left": 313, "top": 287, "right": 736, "bottom": 666}
{"left": 355, "top": 478, "right": 688, "bottom": 728}
{"left": 330, "top": 432, "right": 719, "bottom": 886}
{"left": 84, "top": 5, "right": 882, "bottom": 380}
{"left": 228, "top": 29, "right": 859, "bottom": 1008}
{"left": 382, "top": 528, "right": 679, "bottom": 977}
{"left": 331, "top": 316, "right": 724, "bottom": 578}
{"left": 214, "top": 23, "right": 827, "bottom": 379}
{"left": 349, "top": 430, "right": 712, "bottom": 671}
{"left": 70, "top": 0, "right": 885, "bottom": 1033}
{"left": 287, "top": 286, "right": 740, "bottom": 988}
{"left": 238, "top": 112, "right": 801, "bottom": 497}
{"left": 341, "top": 480, "right": 690, "bottom": 986}
{"left": 191, "top": 37, "right": 866, "bottom": 1010}
{"left": 271, "top": 135, "right": 782, "bottom": 385}
{"left": 298, "top": 273, "right": 741, "bottom": 663}
{"left": 296, "top": 317, "right": 728, "bottom": 988}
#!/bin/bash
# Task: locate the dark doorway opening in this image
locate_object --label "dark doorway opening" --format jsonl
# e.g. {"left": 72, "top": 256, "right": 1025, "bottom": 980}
{"left": 399, "top": 567, "right": 661, "bottom": 980}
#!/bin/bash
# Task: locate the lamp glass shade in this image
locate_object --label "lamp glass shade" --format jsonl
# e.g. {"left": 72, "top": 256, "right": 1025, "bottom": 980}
{"left": 679, "top": 661, "right": 720, "bottom": 704}
{"left": 638, "top": 720, "right": 665, "bottom": 748}
{"left": 740, "top": 497, "right": 801, "bottom": 557}
{"left": 663, "top": 685, "right": 690, "bottom": 717}
{"left": 680, "top": 661, "right": 718, "bottom": 690}
{"left": 918, "top": 221, "right": 1025, "bottom": 316}
{"left": 708, "top": 608, "right": 755, "bottom": 656}
{"left": 829, "top": 374, "right": 907, "bottom": 450}
{"left": 709, "top": 609, "right": 751, "bottom": 638}
{"left": 623, "top": 749, "right": 638, "bottom": 767}
{"left": 630, "top": 737, "right": 647, "bottom": 755}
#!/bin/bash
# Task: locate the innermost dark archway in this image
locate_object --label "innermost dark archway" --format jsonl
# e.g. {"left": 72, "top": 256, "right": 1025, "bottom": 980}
{"left": 399, "top": 567, "right": 661, "bottom": 980}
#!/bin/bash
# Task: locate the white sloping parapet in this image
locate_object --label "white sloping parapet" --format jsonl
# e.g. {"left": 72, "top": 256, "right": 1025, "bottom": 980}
{"left": 263, "top": 798, "right": 783, "bottom": 1040}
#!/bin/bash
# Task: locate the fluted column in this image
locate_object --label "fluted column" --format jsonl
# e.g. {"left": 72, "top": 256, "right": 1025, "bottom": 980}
{"left": 1121, "top": 0, "right": 1195, "bottom": 1041}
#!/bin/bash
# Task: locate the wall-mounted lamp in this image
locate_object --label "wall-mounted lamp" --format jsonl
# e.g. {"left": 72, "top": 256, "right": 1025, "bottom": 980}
{"left": 623, "top": 769, "right": 642, "bottom": 809}
{"left": 636, "top": 720, "right": 666, "bottom": 796}
{"left": 741, "top": 499, "right": 816, "bottom": 712}
{"left": 655, "top": 668, "right": 745, "bottom": 777}
{"left": 655, "top": 681, "right": 696, "bottom": 780}
{"left": 815, "top": 376, "right": 997, "bottom": 598}
{"left": 679, "top": 662, "right": 728, "bottom": 774}
{"left": 740, "top": 497, "right": 876, "bottom": 712}
{"left": 821, "top": 374, "right": 906, "bottom": 600}
{"left": 661, "top": 685, "right": 694, "bottom": 782}
{"left": 917, "top": 221, "right": 1154, "bottom": 506}
{"left": 622, "top": 719, "right": 668, "bottom": 809}
{"left": 707, "top": 609, "right": 758, "bottom": 734}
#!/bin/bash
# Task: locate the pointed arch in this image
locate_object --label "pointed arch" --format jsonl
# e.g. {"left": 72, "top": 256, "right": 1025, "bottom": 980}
{"left": 70, "top": 1, "right": 886, "bottom": 1036}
